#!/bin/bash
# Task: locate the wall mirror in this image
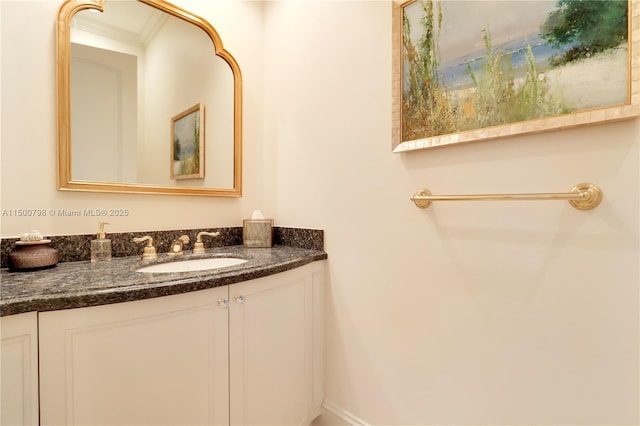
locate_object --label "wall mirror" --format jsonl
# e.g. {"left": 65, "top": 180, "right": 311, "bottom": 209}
{"left": 57, "top": 0, "right": 242, "bottom": 196}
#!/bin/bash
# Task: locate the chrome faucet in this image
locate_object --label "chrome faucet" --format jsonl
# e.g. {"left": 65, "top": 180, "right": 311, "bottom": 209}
{"left": 167, "top": 235, "right": 190, "bottom": 256}
{"left": 193, "top": 231, "right": 221, "bottom": 254}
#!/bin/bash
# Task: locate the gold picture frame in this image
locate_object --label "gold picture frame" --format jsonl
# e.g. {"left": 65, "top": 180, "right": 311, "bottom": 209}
{"left": 171, "top": 103, "right": 205, "bottom": 180}
{"left": 392, "top": 0, "right": 640, "bottom": 153}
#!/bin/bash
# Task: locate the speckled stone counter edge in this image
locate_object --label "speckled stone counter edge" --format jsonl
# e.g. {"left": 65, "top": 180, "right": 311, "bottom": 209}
{"left": 1, "top": 245, "right": 327, "bottom": 317}
{"left": 1, "top": 227, "right": 323, "bottom": 269}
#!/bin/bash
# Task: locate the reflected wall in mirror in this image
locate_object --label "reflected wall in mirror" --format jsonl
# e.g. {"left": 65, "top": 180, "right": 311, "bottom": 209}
{"left": 57, "top": 0, "right": 242, "bottom": 196}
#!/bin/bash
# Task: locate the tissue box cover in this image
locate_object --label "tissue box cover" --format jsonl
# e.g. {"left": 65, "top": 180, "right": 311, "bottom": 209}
{"left": 243, "top": 219, "right": 274, "bottom": 248}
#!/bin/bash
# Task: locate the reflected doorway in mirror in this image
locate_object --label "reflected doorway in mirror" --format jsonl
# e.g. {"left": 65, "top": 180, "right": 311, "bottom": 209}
{"left": 171, "top": 103, "right": 205, "bottom": 180}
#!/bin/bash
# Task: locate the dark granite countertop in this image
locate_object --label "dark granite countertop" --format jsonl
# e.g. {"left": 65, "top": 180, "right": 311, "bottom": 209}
{"left": 0, "top": 245, "right": 327, "bottom": 317}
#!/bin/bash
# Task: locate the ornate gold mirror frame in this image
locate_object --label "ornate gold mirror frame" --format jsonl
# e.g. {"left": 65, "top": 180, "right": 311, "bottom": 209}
{"left": 56, "top": 0, "right": 242, "bottom": 196}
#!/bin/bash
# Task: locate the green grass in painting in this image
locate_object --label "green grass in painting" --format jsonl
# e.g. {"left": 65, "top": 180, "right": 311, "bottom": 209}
{"left": 178, "top": 157, "right": 198, "bottom": 176}
{"left": 456, "top": 29, "right": 566, "bottom": 132}
{"left": 402, "top": 0, "right": 456, "bottom": 140}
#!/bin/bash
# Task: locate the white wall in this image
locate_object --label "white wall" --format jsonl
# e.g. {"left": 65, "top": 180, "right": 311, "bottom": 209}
{"left": 1, "top": 1, "right": 638, "bottom": 424}
{"left": 71, "top": 44, "right": 138, "bottom": 182}
{"left": 0, "top": 0, "right": 266, "bottom": 237}
{"left": 263, "top": 1, "right": 639, "bottom": 425}
{"left": 142, "top": 15, "right": 234, "bottom": 187}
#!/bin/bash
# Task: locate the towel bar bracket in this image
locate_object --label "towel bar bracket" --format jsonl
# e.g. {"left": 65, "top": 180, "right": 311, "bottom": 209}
{"left": 568, "top": 183, "right": 602, "bottom": 210}
{"left": 412, "top": 189, "right": 433, "bottom": 209}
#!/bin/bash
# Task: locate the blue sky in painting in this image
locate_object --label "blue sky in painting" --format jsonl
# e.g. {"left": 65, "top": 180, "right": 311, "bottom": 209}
{"left": 404, "top": 0, "right": 557, "bottom": 62}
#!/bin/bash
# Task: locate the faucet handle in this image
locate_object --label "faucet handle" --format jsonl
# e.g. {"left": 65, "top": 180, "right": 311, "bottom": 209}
{"left": 167, "top": 235, "right": 190, "bottom": 257}
{"left": 133, "top": 236, "right": 157, "bottom": 260}
{"left": 193, "top": 231, "right": 221, "bottom": 254}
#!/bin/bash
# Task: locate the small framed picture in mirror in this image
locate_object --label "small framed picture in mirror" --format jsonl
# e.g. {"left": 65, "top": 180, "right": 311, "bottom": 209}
{"left": 171, "top": 103, "right": 205, "bottom": 180}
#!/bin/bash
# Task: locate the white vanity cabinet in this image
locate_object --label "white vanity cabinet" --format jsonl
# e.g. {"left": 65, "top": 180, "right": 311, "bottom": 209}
{"left": 0, "top": 312, "right": 40, "bottom": 426}
{"left": 38, "top": 261, "right": 325, "bottom": 426}
{"left": 39, "top": 285, "right": 230, "bottom": 426}
{"left": 229, "top": 263, "right": 325, "bottom": 425}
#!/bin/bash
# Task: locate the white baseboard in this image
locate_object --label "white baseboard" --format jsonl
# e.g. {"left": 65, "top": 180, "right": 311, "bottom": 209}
{"left": 320, "top": 399, "right": 369, "bottom": 426}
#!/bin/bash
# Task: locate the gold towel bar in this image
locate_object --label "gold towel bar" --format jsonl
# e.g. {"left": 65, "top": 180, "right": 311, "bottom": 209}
{"left": 411, "top": 182, "right": 602, "bottom": 210}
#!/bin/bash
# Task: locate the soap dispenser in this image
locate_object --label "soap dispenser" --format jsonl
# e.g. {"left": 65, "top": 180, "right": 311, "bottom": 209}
{"left": 91, "top": 221, "right": 112, "bottom": 263}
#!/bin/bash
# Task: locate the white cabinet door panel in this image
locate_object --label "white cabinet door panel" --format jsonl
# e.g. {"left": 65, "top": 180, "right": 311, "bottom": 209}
{"left": 230, "top": 263, "right": 324, "bottom": 426}
{"left": 1, "top": 312, "right": 39, "bottom": 426}
{"left": 39, "top": 287, "right": 229, "bottom": 426}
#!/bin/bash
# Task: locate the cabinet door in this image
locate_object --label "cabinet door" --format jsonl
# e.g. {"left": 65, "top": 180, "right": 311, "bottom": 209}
{"left": 1, "top": 312, "right": 39, "bottom": 426}
{"left": 39, "top": 286, "right": 229, "bottom": 426}
{"left": 229, "top": 262, "right": 325, "bottom": 425}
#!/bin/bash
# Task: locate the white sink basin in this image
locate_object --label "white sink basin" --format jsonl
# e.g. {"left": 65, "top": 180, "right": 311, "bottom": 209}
{"left": 137, "top": 257, "right": 248, "bottom": 273}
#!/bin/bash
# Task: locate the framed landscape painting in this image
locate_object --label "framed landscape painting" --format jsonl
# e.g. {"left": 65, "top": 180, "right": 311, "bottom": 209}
{"left": 392, "top": 0, "right": 640, "bottom": 152}
{"left": 171, "top": 103, "right": 205, "bottom": 179}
